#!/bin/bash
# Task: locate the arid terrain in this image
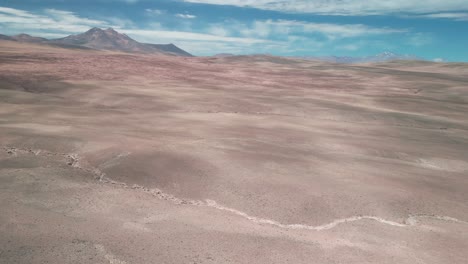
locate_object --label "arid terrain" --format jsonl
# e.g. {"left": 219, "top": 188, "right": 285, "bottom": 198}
{"left": 1, "top": 40, "right": 468, "bottom": 264}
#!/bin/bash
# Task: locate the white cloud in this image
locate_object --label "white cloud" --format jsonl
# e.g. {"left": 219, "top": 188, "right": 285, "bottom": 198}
{"left": 175, "top": 13, "right": 197, "bottom": 19}
{"left": 417, "top": 12, "right": 468, "bottom": 21}
{"left": 166, "top": 39, "right": 296, "bottom": 56}
{"left": 145, "top": 9, "right": 165, "bottom": 15}
{"left": 190, "top": 19, "right": 406, "bottom": 55}
{"left": 183, "top": 0, "right": 468, "bottom": 15}
{"left": 44, "top": 9, "right": 107, "bottom": 26}
{"left": 122, "top": 0, "right": 139, "bottom": 4}
{"left": 220, "top": 20, "right": 406, "bottom": 40}
{"left": 0, "top": 6, "right": 410, "bottom": 56}
{"left": 0, "top": 7, "right": 112, "bottom": 34}
{"left": 407, "top": 33, "right": 433, "bottom": 46}
{"left": 207, "top": 26, "right": 230, "bottom": 37}
{"left": 339, "top": 44, "right": 361, "bottom": 51}
{"left": 280, "top": 20, "right": 405, "bottom": 38}
{"left": 107, "top": 17, "right": 135, "bottom": 28}
{"left": 239, "top": 20, "right": 275, "bottom": 38}
{"left": 0, "top": 6, "right": 272, "bottom": 55}
{"left": 121, "top": 29, "right": 282, "bottom": 56}
{"left": 433, "top": 58, "right": 445, "bottom": 62}
{"left": 121, "top": 29, "right": 268, "bottom": 44}
{"left": 0, "top": 6, "right": 38, "bottom": 17}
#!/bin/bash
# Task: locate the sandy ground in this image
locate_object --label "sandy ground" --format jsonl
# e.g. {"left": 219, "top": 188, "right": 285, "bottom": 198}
{"left": 1, "top": 41, "right": 468, "bottom": 264}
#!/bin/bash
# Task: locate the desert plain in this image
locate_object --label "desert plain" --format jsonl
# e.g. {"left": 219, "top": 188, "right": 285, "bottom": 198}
{"left": 0, "top": 41, "right": 468, "bottom": 263}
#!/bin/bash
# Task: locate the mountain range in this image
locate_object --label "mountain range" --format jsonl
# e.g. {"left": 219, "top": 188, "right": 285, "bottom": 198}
{"left": 1, "top": 28, "right": 425, "bottom": 62}
{"left": 0, "top": 28, "right": 192, "bottom": 57}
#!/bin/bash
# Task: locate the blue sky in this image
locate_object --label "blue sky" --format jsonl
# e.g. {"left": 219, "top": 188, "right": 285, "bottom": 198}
{"left": 0, "top": 0, "right": 467, "bottom": 61}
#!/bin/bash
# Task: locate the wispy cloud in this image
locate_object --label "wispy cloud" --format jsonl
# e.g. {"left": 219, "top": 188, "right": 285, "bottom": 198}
{"left": 0, "top": 6, "right": 273, "bottom": 55}
{"left": 44, "top": 9, "right": 107, "bottom": 26}
{"left": 175, "top": 13, "right": 197, "bottom": 19}
{"left": 122, "top": 29, "right": 267, "bottom": 43}
{"left": 193, "top": 19, "right": 406, "bottom": 55}
{"left": 416, "top": 12, "right": 468, "bottom": 21}
{"left": 0, "top": 6, "right": 412, "bottom": 56}
{"left": 210, "top": 19, "right": 406, "bottom": 40}
{"left": 407, "top": 33, "right": 433, "bottom": 46}
{"left": 120, "top": 29, "right": 281, "bottom": 56}
{"left": 145, "top": 9, "right": 165, "bottom": 15}
{"left": 0, "top": 7, "right": 111, "bottom": 34}
{"left": 183, "top": 0, "right": 468, "bottom": 15}
{"left": 122, "top": 0, "right": 140, "bottom": 4}
{"left": 0, "top": 6, "right": 38, "bottom": 17}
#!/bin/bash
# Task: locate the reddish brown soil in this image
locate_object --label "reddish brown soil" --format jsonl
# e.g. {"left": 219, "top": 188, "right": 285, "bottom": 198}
{"left": 1, "top": 41, "right": 468, "bottom": 264}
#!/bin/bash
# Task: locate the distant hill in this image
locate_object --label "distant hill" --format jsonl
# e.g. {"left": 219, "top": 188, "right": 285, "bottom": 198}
{"left": 50, "top": 28, "right": 148, "bottom": 53}
{"left": 211, "top": 51, "right": 424, "bottom": 63}
{"left": 11, "top": 34, "right": 48, "bottom": 43}
{"left": 214, "top": 53, "right": 236, "bottom": 57}
{"left": 306, "top": 52, "right": 423, "bottom": 63}
{"left": 0, "top": 28, "right": 193, "bottom": 57}
{"left": 0, "top": 34, "right": 15, "bottom": 41}
{"left": 146, "top": 43, "right": 193, "bottom": 57}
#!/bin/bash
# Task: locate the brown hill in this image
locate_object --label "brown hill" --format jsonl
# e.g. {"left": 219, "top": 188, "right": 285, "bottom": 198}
{"left": 145, "top": 43, "right": 193, "bottom": 57}
{"left": 1, "top": 28, "right": 192, "bottom": 56}
{"left": 0, "top": 34, "right": 15, "bottom": 41}
{"left": 11, "top": 34, "right": 48, "bottom": 43}
{"left": 50, "top": 27, "right": 192, "bottom": 56}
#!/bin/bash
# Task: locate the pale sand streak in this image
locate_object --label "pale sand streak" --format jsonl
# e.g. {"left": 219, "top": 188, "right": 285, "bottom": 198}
{"left": 124, "top": 182, "right": 468, "bottom": 230}
{"left": 95, "top": 244, "right": 127, "bottom": 264}
{"left": 3, "top": 146, "right": 468, "bottom": 231}
{"left": 204, "top": 199, "right": 407, "bottom": 230}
